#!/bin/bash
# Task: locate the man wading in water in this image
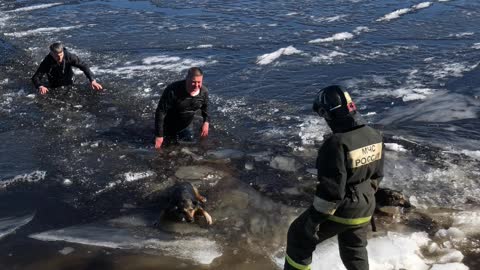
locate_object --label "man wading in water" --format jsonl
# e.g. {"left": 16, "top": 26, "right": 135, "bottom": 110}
{"left": 32, "top": 42, "right": 103, "bottom": 95}
{"left": 154, "top": 67, "right": 209, "bottom": 149}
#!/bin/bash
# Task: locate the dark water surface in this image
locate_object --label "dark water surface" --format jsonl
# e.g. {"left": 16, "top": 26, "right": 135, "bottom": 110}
{"left": 1, "top": 0, "right": 480, "bottom": 269}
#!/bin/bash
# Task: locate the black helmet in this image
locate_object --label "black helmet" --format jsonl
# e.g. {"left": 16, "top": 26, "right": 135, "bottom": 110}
{"left": 313, "top": 85, "right": 357, "bottom": 120}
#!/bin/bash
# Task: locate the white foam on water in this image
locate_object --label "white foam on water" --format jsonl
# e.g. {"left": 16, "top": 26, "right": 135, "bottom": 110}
{"left": 4, "top": 25, "right": 83, "bottom": 38}
{"left": 0, "top": 13, "right": 11, "bottom": 28}
{"left": 123, "top": 171, "right": 156, "bottom": 182}
{"left": 92, "top": 55, "right": 215, "bottom": 76}
{"left": 385, "top": 143, "right": 408, "bottom": 153}
{"left": 425, "top": 61, "right": 479, "bottom": 79}
{"left": 377, "top": 2, "right": 433, "bottom": 22}
{"left": 0, "top": 78, "right": 8, "bottom": 85}
{"left": 6, "top": 3, "right": 63, "bottom": 12}
{"left": 30, "top": 225, "right": 221, "bottom": 265}
{"left": 353, "top": 26, "right": 371, "bottom": 35}
{"left": 256, "top": 46, "right": 303, "bottom": 65}
{"left": 473, "top": 43, "right": 480, "bottom": 49}
{"left": 0, "top": 171, "right": 47, "bottom": 188}
{"left": 311, "top": 15, "right": 348, "bottom": 23}
{"left": 273, "top": 232, "right": 469, "bottom": 270}
{"left": 447, "top": 32, "right": 474, "bottom": 38}
{"left": 0, "top": 213, "right": 35, "bottom": 239}
{"left": 309, "top": 32, "right": 354, "bottom": 43}
{"left": 187, "top": 44, "right": 213, "bottom": 49}
{"left": 311, "top": 51, "right": 347, "bottom": 64}
{"left": 377, "top": 8, "right": 411, "bottom": 22}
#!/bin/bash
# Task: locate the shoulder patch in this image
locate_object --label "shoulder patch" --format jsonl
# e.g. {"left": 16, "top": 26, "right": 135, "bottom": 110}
{"left": 347, "top": 142, "right": 382, "bottom": 168}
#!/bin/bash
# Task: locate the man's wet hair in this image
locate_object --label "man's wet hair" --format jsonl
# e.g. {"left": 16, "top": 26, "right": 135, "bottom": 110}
{"left": 49, "top": 42, "right": 64, "bottom": 53}
{"left": 186, "top": 67, "right": 203, "bottom": 78}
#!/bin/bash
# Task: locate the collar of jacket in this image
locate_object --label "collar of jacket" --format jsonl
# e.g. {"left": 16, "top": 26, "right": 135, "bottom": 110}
{"left": 326, "top": 112, "right": 366, "bottom": 133}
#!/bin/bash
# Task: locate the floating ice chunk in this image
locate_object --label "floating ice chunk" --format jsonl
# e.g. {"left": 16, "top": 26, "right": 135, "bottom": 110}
{"left": 187, "top": 44, "right": 213, "bottom": 49}
{"left": 248, "top": 151, "right": 272, "bottom": 162}
{"left": 59, "top": 247, "right": 74, "bottom": 255}
{"left": 123, "top": 171, "right": 156, "bottom": 182}
{"left": 63, "top": 179, "right": 73, "bottom": 186}
{"left": 459, "top": 150, "right": 480, "bottom": 160}
{"left": 0, "top": 171, "right": 47, "bottom": 188}
{"left": 385, "top": 143, "right": 408, "bottom": 152}
{"left": 274, "top": 232, "right": 434, "bottom": 270}
{"left": 256, "top": 46, "right": 303, "bottom": 65}
{"left": 244, "top": 162, "right": 254, "bottom": 171}
{"left": 206, "top": 149, "right": 245, "bottom": 160}
{"left": 311, "top": 51, "right": 347, "bottom": 64}
{"left": 435, "top": 227, "right": 466, "bottom": 241}
{"left": 309, "top": 32, "right": 354, "bottom": 43}
{"left": 269, "top": 156, "right": 299, "bottom": 172}
{"left": 6, "top": 3, "right": 63, "bottom": 12}
{"left": 30, "top": 224, "right": 221, "bottom": 265}
{"left": 377, "top": 2, "right": 432, "bottom": 22}
{"left": 0, "top": 213, "right": 35, "bottom": 239}
{"left": 4, "top": 25, "right": 83, "bottom": 38}
{"left": 451, "top": 211, "right": 480, "bottom": 235}
{"left": 437, "top": 250, "right": 464, "bottom": 263}
{"left": 175, "top": 166, "right": 224, "bottom": 180}
{"left": 430, "top": 263, "right": 469, "bottom": 270}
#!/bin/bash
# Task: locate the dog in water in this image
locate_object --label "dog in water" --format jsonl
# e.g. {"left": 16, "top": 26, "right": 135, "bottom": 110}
{"left": 156, "top": 182, "right": 213, "bottom": 226}
{"left": 375, "top": 187, "right": 412, "bottom": 208}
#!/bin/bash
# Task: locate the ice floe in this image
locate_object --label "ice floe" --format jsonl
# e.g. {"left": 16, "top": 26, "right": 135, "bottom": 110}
{"left": 0, "top": 213, "right": 35, "bottom": 239}
{"left": 309, "top": 32, "right": 354, "bottom": 43}
{"left": 269, "top": 156, "right": 299, "bottom": 172}
{"left": 206, "top": 149, "right": 245, "bottom": 160}
{"left": 256, "top": 46, "right": 303, "bottom": 65}
{"left": 175, "top": 166, "right": 225, "bottom": 180}
{"left": 385, "top": 143, "right": 408, "bottom": 153}
{"left": 0, "top": 171, "right": 47, "bottom": 189}
{"left": 30, "top": 223, "right": 221, "bottom": 265}
{"left": 273, "top": 231, "right": 469, "bottom": 270}
{"left": 377, "top": 2, "right": 433, "bottom": 22}
{"left": 6, "top": 3, "right": 63, "bottom": 12}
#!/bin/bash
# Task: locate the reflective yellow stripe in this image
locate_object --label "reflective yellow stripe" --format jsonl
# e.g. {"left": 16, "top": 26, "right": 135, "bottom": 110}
{"left": 285, "top": 255, "right": 311, "bottom": 270}
{"left": 327, "top": 215, "right": 371, "bottom": 225}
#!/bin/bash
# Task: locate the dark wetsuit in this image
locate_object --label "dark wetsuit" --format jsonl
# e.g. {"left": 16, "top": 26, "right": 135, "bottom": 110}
{"left": 285, "top": 114, "right": 384, "bottom": 270}
{"left": 154, "top": 80, "right": 209, "bottom": 140}
{"left": 32, "top": 49, "right": 95, "bottom": 89}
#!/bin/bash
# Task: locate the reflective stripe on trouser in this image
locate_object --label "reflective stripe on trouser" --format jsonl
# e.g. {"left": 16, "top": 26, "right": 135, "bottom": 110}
{"left": 284, "top": 209, "right": 369, "bottom": 270}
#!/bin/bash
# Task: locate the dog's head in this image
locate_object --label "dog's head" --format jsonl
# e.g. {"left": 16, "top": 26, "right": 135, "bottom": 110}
{"left": 169, "top": 197, "right": 201, "bottom": 223}
{"left": 376, "top": 188, "right": 412, "bottom": 208}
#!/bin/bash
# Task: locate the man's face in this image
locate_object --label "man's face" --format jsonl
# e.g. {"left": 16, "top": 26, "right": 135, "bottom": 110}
{"left": 50, "top": 50, "right": 64, "bottom": 63}
{"left": 186, "top": 75, "right": 203, "bottom": 96}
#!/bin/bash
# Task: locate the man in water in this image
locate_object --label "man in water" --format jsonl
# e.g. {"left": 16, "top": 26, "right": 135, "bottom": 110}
{"left": 32, "top": 42, "right": 103, "bottom": 95}
{"left": 154, "top": 67, "right": 209, "bottom": 149}
{"left": 284, "top": 85, "right": 384, "bottom": 270}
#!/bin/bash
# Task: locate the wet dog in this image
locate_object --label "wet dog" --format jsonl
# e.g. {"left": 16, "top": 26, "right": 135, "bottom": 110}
{"left": 375, "top": 188, "right": 412, "bottom": 208}
{"left": 156, "top": 182, "right": 213, "bottom": 226}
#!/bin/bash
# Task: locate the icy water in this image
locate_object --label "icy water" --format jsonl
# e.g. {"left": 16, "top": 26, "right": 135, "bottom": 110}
{"left": 0, "top": 0, "right": 480, "bottom": 269}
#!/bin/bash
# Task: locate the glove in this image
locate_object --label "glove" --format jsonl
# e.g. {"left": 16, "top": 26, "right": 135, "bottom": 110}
{"left": 304, "top": 206, "right": 329, "bottom": 241}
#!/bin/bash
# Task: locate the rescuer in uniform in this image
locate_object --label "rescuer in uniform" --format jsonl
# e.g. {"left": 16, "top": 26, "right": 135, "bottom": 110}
{"left": 284, "top": 85, "right": 384, "bottom": 270}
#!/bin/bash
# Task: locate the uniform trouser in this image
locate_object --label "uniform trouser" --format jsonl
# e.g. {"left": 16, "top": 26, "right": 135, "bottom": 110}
{"left": 164, "top": 126, "right": 194, "bottom": 145}
{"left": 285, "top": 209, "right": 369, "bottom": 270}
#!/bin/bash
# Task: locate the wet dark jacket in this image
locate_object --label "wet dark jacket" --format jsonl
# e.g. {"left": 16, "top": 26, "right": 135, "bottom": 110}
{"left": 154, "top": 80, "right": 209, "bottom": 137}
{"left": 314, "top": 114, "right": 384, "bottom": 225}
{"left": 31, "top": 49, "right": 95, "bottom": 89}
